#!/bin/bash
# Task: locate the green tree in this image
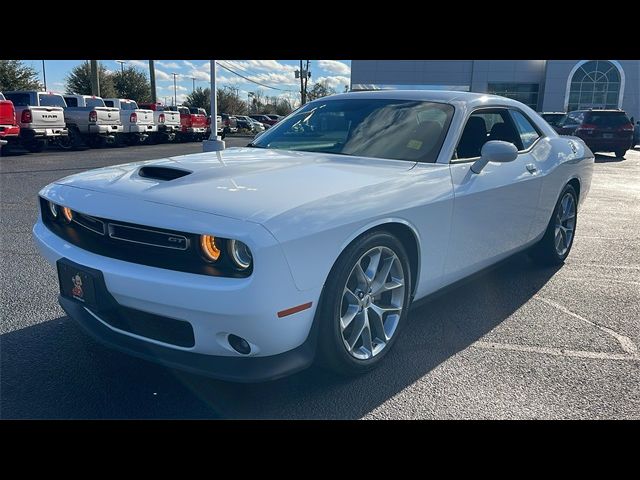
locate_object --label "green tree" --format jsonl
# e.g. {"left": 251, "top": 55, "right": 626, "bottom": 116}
{"left": 112, "top": 67, "right": 151, "bottom": 103}
{"left": 65, "top": 61, "right": 116, "bottom": 97}
{"left": 184, "top": 87, "right": 211, "bottom": 113}
{"left": 217, "top": 86, "right": 247, "bottom": 115}
{"left": 0, "top": 60, "right": 42, "bottom": 91}
{"left": 307, "top": 81, "right": 336, "bottom": 102}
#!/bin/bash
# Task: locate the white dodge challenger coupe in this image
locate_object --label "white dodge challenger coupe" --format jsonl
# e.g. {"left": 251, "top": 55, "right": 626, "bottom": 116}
{"left": 33, "top": 91, "right": 594, "bottom": 382}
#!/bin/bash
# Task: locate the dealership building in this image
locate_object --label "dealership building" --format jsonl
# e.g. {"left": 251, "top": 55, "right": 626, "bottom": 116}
{"left": 350, "top": 60, "right": 640, "bottom": 120}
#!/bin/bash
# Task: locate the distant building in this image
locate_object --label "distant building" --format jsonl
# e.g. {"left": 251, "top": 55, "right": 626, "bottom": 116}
{"left": 351, "top": 60, "right": 640, "bottom": 119}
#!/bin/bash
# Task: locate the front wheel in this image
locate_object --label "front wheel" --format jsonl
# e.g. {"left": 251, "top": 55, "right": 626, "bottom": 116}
{"left": 318, "top": 231, "right": 412, "bottom": 376}
{"left": 530, "top": 184, "right": 578, "bottom": 266}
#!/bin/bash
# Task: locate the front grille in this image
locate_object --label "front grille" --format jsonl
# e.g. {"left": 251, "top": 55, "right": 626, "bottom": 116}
{"left": 107, "top": 223, "right": 189, "bottom": 250}
{"left": 90, "top": 305, "right": 195, "bottom": 348}
{"left": 40, "top": 197, "right": 250, "bottom": 278}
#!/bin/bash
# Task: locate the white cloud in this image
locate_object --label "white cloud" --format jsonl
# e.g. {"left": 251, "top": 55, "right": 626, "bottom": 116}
{"left": 183, "top": 60, "right": 197, "bottom": 69}
{"left": 127, "top": 60, "right": 149, "bottom": 69}
{"left": 221, "top": 60, "right": 296, "bottom": 74}
{"left": 315, "top": 75, "right": 350, "bottom": 90}
{"left": 154, "top": 68, "right": 172, "bottom": 81}
{"left": 317, "top": 60, "right": 350, "bottom": 75}
{"left": 157, "top": 61, "right": 180, "bottom": 69}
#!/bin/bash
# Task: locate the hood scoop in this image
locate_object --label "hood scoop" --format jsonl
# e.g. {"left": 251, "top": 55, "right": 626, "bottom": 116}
{"left": 138, "top": 166, "right": 192, "bottom": 181}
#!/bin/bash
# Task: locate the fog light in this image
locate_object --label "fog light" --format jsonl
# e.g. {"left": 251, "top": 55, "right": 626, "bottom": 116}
{"left": 228, "top": 334, "right": 251, "bottom": 355}
{"left": 61, "top": 206, "right": 73, "bottom": 223}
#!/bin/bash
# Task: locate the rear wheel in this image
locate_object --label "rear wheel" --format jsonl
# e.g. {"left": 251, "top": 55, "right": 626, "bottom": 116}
{"left": 615, "top": 149, "right": 627, "bottom": 158}
{"left": 530, "top": 184, "right": 578, "bottom": 266}
{"left": 318, "top": 231, "right": 412, "bottom": 376}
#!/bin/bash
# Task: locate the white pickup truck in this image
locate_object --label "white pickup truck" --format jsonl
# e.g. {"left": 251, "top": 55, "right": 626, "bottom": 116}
{"left": 60, "top": 94, "right": 123, "bottom": 149}
{"left": 138, "top": 102, "right": 181, "bottom": 143}
{"left": 3, "top": 91, "right": 68, "bottom": 152}
{"left": 103, "top": 98, "right": 156, "bottom": 145}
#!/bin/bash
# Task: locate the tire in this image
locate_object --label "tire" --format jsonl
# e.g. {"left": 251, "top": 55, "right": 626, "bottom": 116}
{"left": 615, "top": 149, "right": 626, "bottom": 158}
{"left": 25, "top": 139, "right": 46, "bottom": 153}
{"left": 57, "top": 128, "right": 83, "bottom": 150}
{"left": 317, "top": 231, "right": 412, "bottom": 376}
{"left": 530, "top": 184, "right": 578, "bottom": 266}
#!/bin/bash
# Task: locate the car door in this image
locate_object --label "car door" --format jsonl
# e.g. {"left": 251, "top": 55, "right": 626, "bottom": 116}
{"left": 443, "top": 107, "right": 543, "bottom": 281}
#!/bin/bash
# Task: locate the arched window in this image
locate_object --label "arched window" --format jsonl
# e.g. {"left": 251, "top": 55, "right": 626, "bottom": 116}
{"left": 567, "top": 60, "right": 623, "bottom": 111}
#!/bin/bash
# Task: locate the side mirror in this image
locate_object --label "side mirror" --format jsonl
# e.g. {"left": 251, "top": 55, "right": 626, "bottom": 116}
{"left": 471, "top": 141, "right": 518, "bottom": 174}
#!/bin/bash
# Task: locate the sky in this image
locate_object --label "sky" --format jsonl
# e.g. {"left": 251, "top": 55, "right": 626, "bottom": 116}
{"left": 22, "top": 60, "right": 351, "bottom": 106}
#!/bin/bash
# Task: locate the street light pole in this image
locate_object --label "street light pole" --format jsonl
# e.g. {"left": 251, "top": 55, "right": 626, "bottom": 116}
{"left": 42, "top": 60, "right": 47, "bottom": 91}
{"left": 203, "top": 60, "right": 225, "bottom": 153}
{"left": 171, "top": 73, "right": 179, "bottom": 106}
{"left": 116, "top": 60, "right": 125, "bottom": 73}
{"left": 192, "top": 77, "right": 196, "bottom": 92}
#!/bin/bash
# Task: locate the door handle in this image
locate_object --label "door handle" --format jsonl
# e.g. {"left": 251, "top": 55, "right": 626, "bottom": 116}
{"left": 526, "top": 164, "right": 537, "bottom": 174}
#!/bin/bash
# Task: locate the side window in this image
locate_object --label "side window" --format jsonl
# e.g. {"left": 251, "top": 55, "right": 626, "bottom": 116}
{"left": 455, "top": 109, "right": 522, "bottom": 160}
{"left": 104, "top": 100, "right": 114, "bottom": 107}
{"left": 510, "top": 110, "right": 540, "bottom": 149}
{"left": 64, "top": 97, "right": 78, "bottom": 107}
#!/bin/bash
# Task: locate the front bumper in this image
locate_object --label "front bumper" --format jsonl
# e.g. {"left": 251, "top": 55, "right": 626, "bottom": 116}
{"left": 89, "top": 124, "right": 123, "bottom": 135}
{"left": 32, "top": 188, "right": 321, "bottom": 380}
{"left": 58, "top": 295, "right": 316, "bottom": 382}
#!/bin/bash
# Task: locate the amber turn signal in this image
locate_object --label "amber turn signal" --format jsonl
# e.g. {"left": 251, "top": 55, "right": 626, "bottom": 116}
{"left": 61, "top": 206, "right": 73, "bottom": 223}
{"left": 200, "top": 234, "right": 221, "bottom": 262}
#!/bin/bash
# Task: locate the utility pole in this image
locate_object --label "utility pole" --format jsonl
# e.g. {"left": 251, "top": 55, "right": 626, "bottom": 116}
{"left": 90, "top": 60, "right": 100, "bottom": 96}
{"left": 42, "top": 60, "right": 47, "bottom": 91}
{"left": 149, "top": 60, "right": 157, "bottom": 103}
{"left": 304, "top": 60, "right": 310, "bottom": 104}
{"left": 192, "top": 77, "right": 196, "bottom": 92}
{"left": 299, "top": 60, "right": 305, "bottom": 105}
{"left": 248, "top": 91, "right": 254, "bottom": 114}
{"left": 171, "top": 72, "right": 179, "bottom": 106}
{"left": 116, "top": 60, "right": 125, "bottom": 73}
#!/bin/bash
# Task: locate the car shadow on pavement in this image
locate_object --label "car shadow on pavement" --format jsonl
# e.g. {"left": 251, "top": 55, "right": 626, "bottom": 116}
{"left": 1, "top": 253, "right": 561, "bottom": 419}
{"left": 594, "top": 153, "right": 625, "bottom": 163}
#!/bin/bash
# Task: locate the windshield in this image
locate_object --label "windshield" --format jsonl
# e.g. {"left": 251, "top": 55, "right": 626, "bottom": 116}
{"left": 587, "top": 112, "right": 631, "bottom": 127}
{"left": 120, "top": 101, "right": 138, "bottom": 111}
{"left": 38, "top": 94, "right": 66, "bottom": 108}
{"left": 85, "top": 98, "right": 105, "bottom": 108}
{"left": 251, "top": 98, "right": 455, "bottom": 163}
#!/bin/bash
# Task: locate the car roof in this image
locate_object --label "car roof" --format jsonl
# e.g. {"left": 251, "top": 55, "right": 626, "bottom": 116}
{"left": 321, "top": 89, "right": 533, "bottom": 109}
{"left": 540, "top": 112, "right": 566, "bottom": 115}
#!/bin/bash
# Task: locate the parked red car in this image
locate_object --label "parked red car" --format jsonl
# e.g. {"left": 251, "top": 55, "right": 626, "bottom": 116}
{"left": 0, "top": 92, "right": 20, "bottom": 154}
{"left": 557, "top": 109, "right": 634, "bottom": 158}
{"left": 166, "top": 106, "right": 207, "bottom": 142}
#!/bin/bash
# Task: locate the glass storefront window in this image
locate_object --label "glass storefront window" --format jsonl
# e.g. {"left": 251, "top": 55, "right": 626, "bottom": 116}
{"left": 487, "top": 83, "right": 539, "bottom": 110}
{"left": 567, "top": 60, "right": 621, "bottom": 111}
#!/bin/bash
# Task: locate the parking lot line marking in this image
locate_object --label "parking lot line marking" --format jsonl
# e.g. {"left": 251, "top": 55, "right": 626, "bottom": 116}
{"left": 559, "top": 276, "right": 640, "bottom": 286}
{"left": 578, "top": 263, "right": 640, "bottom": 270}
{"left": 473, "top": 341, "right": 639, "bottom": 362}
{"left": 535, "top": 296, "right": 638, "bottom": 356}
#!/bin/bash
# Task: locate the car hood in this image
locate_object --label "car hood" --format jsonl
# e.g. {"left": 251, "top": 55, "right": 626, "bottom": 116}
{"left": 54, "top": 148, "right": 415, "bottom": 223}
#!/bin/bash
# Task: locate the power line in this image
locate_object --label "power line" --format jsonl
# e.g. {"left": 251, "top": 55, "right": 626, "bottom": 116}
{"left": 216, "top": 61, "right": 291, "bottom": 92}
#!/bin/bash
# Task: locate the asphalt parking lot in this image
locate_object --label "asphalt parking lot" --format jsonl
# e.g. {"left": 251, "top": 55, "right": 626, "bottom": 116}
{"left": 1, "top": 141, "right": 638, "bottom": 419}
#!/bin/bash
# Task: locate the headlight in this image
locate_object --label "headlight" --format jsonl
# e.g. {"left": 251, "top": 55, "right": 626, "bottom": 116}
{"left": 228, "top": 239, "right": 252, "bottom": 270}
{"left": 200, "top": 234, "right": 221, "bottom": 262}
{"left": 61, "top": 206, "right": 73, "bottom": 223}
{"left": 48, "top": 201, "right": 58, "bottom": 218}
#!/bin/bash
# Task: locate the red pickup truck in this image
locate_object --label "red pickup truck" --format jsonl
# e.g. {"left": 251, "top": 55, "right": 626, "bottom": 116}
{"left": 0, "top": 92, "right": 20, "bottom": 154}
{"left": 166, "top": 106, "right": 207, "bottom": 142}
